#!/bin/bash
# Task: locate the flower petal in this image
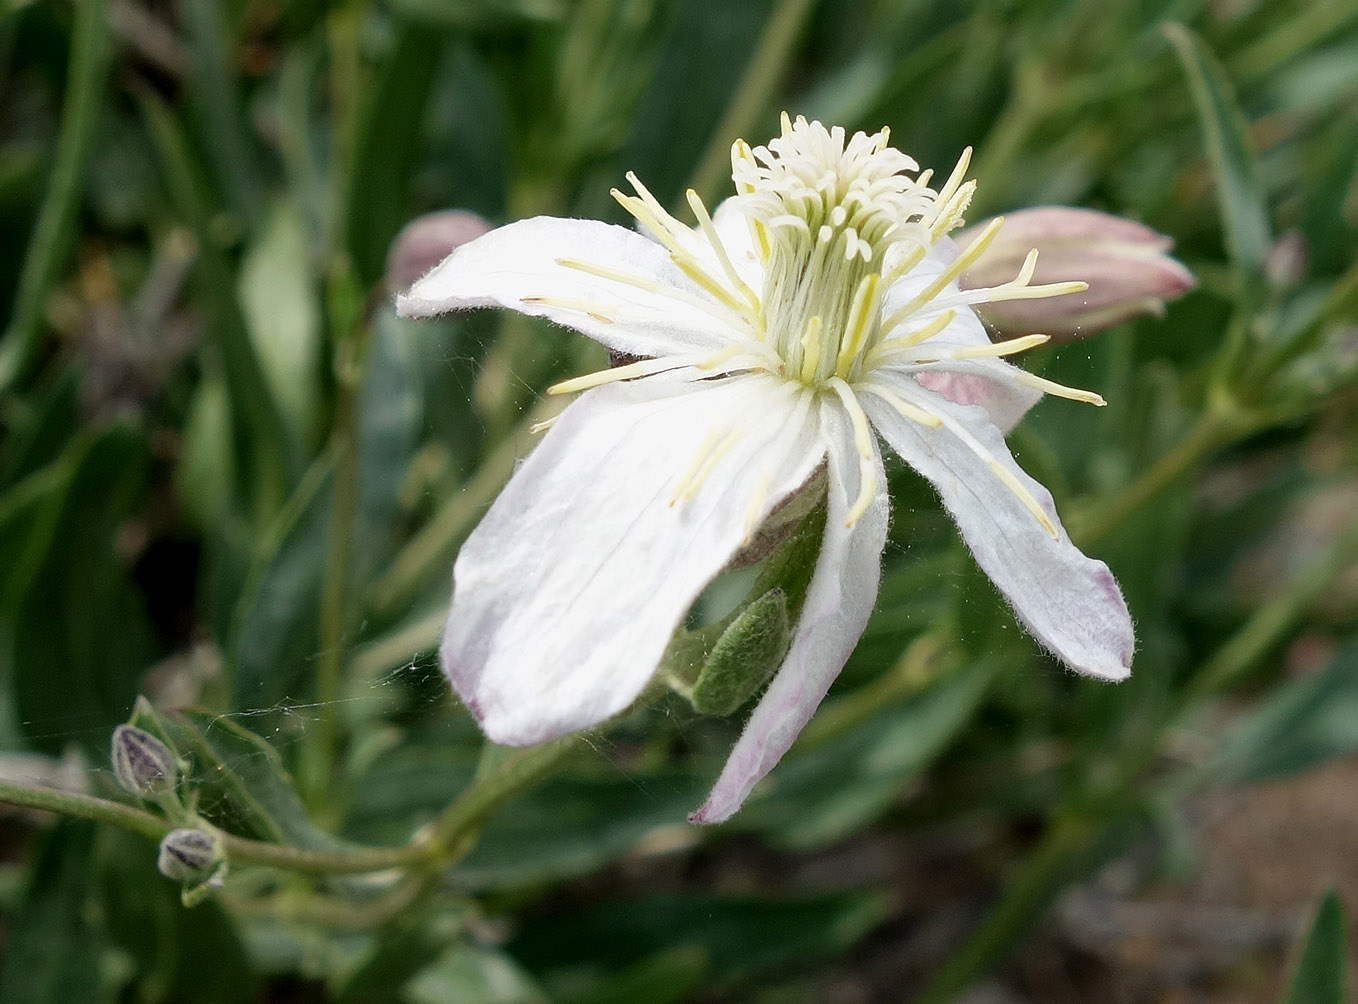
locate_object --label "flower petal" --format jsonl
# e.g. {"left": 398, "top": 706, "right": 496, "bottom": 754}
{"left": 444, "top": 373, "right": 824, "bottom": 746}
{"left": 907, "top": 359, "right": 1041, "bottom": 435}
{"left": 691, "top": 398, "right": 888, "bottom": 824}
{"left": 397, "top": 216, "right": 746, "bottom": 357}
{"left": 861, "top": 377, "right": 1133, "bottom": 679}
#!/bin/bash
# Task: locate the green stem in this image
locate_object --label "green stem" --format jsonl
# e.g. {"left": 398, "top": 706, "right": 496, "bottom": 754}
{"left": 0, "top": 0, "right": 111, "bottom": 391}
{"left": 1186, "top": 515, "right": 1358, "bottom": 702}
{"left": 1070, "top": 408, "right": 1239, "bottom": 547}
{"left": 914, "top": 813, "right": 1103, "bottom": 1004}
{"left": 684, "top": 0, "right": 819, "bottom": 207}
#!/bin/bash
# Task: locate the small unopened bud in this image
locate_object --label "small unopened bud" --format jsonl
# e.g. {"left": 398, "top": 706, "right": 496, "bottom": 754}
{"left": 386, "top": 210, "right": 492, "bottom": 291}
{"left": 957, "top": 207, "right": 1196, "bottom": 340}
{"left": 111, "top": 725, "right": 176, "bottom": 798}
{"left": 157, "top": 827, "right": 225, "bottom": 884}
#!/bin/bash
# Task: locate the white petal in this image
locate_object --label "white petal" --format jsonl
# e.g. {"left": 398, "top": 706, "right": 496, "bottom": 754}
{"left": 691, "top": 398, "right": 888, "bottom": 824}
{"left": 397, "top": 217, "right": 746, "bottom": 357}
{"left": 895, "top": 358, "right": 1041, "bottom": 434}
{"left": 443, "top": 373, "right": 824, "bottom": 746}
{"left": 861, "top": 378, "right": 1133, "bottom": 679}
{"left": 710, "top": 198, "right": 764, "bottom": 289}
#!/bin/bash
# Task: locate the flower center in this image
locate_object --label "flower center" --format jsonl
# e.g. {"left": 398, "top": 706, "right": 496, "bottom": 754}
{"left": 732, "top": 116, "right": 937, "bottom": 386}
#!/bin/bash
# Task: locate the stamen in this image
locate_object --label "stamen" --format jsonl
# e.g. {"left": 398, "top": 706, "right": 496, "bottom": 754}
{"left": 1011, "top": 370, "right": 1107, "bottom": 406}
{"left": 890, "top": 385, "right": 1059, "bottom": 539}
{"left": 670, "top": 430, "right": 720, "bottom": 505}
{"left": 826, "top": 378, "right": 878, "bottom": 528}
{"left": 870, "top": 310, "right": 957, "bottom": 364}
{"left": 930, "top": 148, "right": 973, "bottom": 221}
{"left": 671, "top": 429, "right": 742, "bottom": 506}
{"left": 925, "top": 332, "right": 1051, "bottom": 362}
{"left": 519, "top": 295, "right": 616, "bottom": 324}
{"left": 742, "top": 472, "right": 772, "bottom": 543}
{"left": 547, "top": 355, "right": 698, "bottom": 395}
{"left": 529, "top": 415, "right": 560, "bottom": 435}
{"left": 555, "top": 257, "right": 748, "bottom": 328}
{"left": 881, "top": 216, "right": 1004, "bottom": 332}
{"left": 686, "top": 188, "right": 760, "bottom": 311}
{"left": 799, "top": 316, "right": 823, "bottom": 385}
{"left": 857, "top": 381, "right": 943, "bottom": 427}
{"left": 834, "top": 273, "right": 882, "bottom": 379}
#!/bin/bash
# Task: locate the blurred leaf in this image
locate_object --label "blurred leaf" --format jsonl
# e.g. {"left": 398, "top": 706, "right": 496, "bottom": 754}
{"left": 238, "top": 200, "right": 322, "bottom": 443}
{"left": 1282, "top": 891, "right": 1346, "bottom": 1004}
{"left": 100, "top": 829, "right": 256, "bottom": 1004}
{"left": 558, "top": 946, "right": 707, "bottom": 1004}
{"left": 2, "top": 426, "right": 153, "bottom": 755}
{"left": 511, "top": 891, "right": 889, "bottom": 987}
{"left": 1164, "top": 23, "right": 1271, "bottom": 278}
{"left": 388, "top": 0, "right": 564, "bottom": 27}
{"left": 1210, "top": 636, "right": 1358, "bottom": 785}
{"left": 334, "top": 922, "right": 454, "bottom": 1004}
{"left": 0, "top": 0, "right": 111, "bottom": 391}
{"left": 455, "top": 770, "right": 707, "bottom": 890}
{"left": 0, "top": 821, "right": 110, "bottom": 1004}
{"left": 736, "top": 659, "right": 993, "bottom": 848}
{"left": 130, "top": 702, "right": 342, "bottom": 850}
{"left": 344, "top": 23, "right": 446, "bottom": 286}
{"left": 404, "top": 944, "right": 551, "bottom": 1004}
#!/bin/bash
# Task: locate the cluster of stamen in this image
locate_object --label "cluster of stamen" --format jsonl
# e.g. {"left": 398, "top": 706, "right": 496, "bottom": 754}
{"left": 535, "top": 115, "right": 1105, "bottom": 534}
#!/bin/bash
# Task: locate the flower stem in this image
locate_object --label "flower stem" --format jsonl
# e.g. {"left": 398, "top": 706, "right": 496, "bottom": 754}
{"left": 684, "top": 0, "right": 819, "bottom": 207}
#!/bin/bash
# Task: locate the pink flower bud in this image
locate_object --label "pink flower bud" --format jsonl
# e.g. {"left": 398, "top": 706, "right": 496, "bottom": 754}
{"left": 956, "top": 207, "right": 1195, "bottom": 340}
{"left": 386, "top": 210, "right": 493, "bottom": 292}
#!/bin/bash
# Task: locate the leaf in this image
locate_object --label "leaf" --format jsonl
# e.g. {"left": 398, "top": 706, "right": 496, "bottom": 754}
{"left": 0, "top": 0, "right": 112, "bottom": 391}
{"left": 734, "top": 659, "right": 994, "bottom": 848}
{"left": 2, "top": 427, "right": 154, "bottom": 755}
{"left": 1282, "top": 891, "right": 1346, "bottom": 1004}
{"left": 0, "top": 822, "right": 110, "bottom": 1004}
{"left": 130, "top": 702, "right": 342, "bottom": 851}
{"left": 1164, "top": 23, "right": 1271, "bottom": 278}
{"left": 510, "top": 891, "right": 889, "bottom": 988}
{"left": 237, "top": 200, "right": 322, "bottom": 442}
{"left": 559, "top": 947, "right": 707, "bottom": 1004}
{"left": 404, "top": 945, "right": 551, "bottom": 1004}
{"left": 1210, "top": 636, "right": 1358, "bottom": 785}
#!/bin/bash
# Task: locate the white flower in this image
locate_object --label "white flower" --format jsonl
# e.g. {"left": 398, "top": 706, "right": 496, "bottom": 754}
{"left": 398, "top": 116, "right": 1135, "bottom": 824}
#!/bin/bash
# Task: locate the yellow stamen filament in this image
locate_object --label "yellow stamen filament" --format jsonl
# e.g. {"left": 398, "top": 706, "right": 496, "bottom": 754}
{"left": 896, "top": 389, "right": 1059, "bottom": 540}
{"left": 555, "top": 257, "right": 748, "bottom": 327}
{"left": 834, "top": 273, "right": 882, "bottom": 379}
{"left": 881, "top": 216, "right": 1005, "bottom": 332}
{"left": 869, "top": 310, "right": 957, "bottom": 365}
{"left": 799, "top": 316, "right": 823, "bottom": 385}
{"left": 826, "top": 378, "right": 878, "bottom": 528}
{"left": 529, "top": 415, "right": 559, "bottom": 435}
{"left": 742, "top": 471, "right": 772, "bottom": 544}
{"left": 1011, "top": 370, "right": 1107, "bottom": 406}
{"left": 670, "top": 253, "right": 754, "bottom": 318}
{"left": 547, "top": 356, "right": 693, "bottom": 395}
{"left": 925, "top": 333, "right": 1050, "bottom": 362}
{"left": 932, "top": 147, "right": 972, "bottom": 216}
{"left": 670, "top": 429, "right": 742, "bottom": 506}
{"left": 520, "top": 295, "right": 616, "bottom": 324}
{"left": 857, "top": 381, "right": 943, "bottom": 427}
{"left": 686, "top": 188, "right": 761, "bottom": 313}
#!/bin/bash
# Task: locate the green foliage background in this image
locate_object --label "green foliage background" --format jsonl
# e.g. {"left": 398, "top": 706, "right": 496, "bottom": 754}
{"left": 0, "top": 0, "right": 1355, "bottom": 1000}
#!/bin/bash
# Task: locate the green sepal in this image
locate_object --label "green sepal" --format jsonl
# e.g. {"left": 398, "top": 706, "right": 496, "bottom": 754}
{"left": 689, "top": 588, "right": 791, "bottom": 717}
{"left": 664, "top": 497, "right": 828, "bottom": 717}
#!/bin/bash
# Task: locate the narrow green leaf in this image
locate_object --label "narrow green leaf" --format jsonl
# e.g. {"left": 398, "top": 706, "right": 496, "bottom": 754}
{"left": 1282, "top": 891, "right": 1346, "bottom": 1004}
{"left": 0, "top": 0, "right": 112, "bottom": 390}
{"left": 1164, "top": 23, "right": 1271, "bottom": 277}
{"left": 0, "top": 822, "right": 111, "bottom": 1004}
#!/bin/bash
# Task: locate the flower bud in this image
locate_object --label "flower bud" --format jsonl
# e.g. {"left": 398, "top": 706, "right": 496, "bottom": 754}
{"left": 956, "top": 207, "right": 1195, "bottom": 340}
{"left": 157, "top": 827, "right": 225, "bottom": 885}
{"left": 386, "top": 210, "right": 492, "bottom": 291}
{"left": 111, "top": 724, "right": 176, "bottom": 798}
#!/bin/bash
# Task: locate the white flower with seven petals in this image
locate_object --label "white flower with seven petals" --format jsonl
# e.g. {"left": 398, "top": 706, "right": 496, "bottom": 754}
{"left": 398, "top": 116, "right": 1135, "bottom": 824}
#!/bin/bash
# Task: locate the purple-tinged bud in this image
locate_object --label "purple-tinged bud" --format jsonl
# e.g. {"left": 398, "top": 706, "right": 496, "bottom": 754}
{"left": 157, "top": 827, "right": 225, "bottom": 886}
{"left": 111, "top": 725, "right": 176, "bottom": 798}
{"left": 386, "top": 210, "right": 492, "bottom": 291}
{"left": 956, "top": 207, "right": 1196, "bottom": 340}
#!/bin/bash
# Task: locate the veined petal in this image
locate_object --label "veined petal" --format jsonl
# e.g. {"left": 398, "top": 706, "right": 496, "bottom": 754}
{"left": 691, "top": 398, "right": 888, "bottom": 824}
{"left": 397, "top": 217, "right": 746, "bottom": 357}
{"left": 861, "top": 378, "right": 1133, "bottom": 679}
{"left": 444, "top": 373, "right": 824, "bottom": 746}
